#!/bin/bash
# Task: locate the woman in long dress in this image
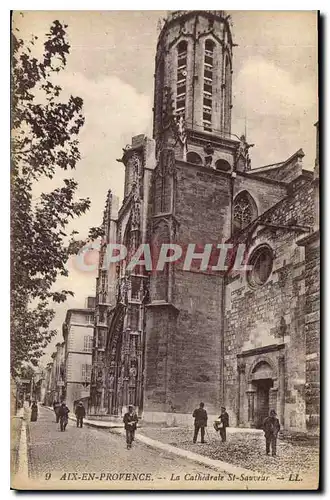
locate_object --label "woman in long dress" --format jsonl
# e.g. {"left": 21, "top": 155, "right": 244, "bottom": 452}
{"left": 30, "top": 401, "right": 38, "bottom": 422}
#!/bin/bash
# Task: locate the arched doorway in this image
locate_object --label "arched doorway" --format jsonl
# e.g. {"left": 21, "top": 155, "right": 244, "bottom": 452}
{"left": 250, "top": 361, "right": 274, "bottom": 428}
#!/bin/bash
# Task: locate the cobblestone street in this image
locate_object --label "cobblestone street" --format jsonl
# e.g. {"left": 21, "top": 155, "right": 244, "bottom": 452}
{"left": 22, "top": 406, "right": 230, "bottom": 490}
{"left": 10, "top": 405, "right": 319, "bottom": 490}
{"left": 141, "top": 426, "right": 319, "bottom": 479}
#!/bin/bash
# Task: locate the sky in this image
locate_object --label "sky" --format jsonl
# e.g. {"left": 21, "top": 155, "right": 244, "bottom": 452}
{"left": 12, "top": 10, "right": 318, "bottom": 363}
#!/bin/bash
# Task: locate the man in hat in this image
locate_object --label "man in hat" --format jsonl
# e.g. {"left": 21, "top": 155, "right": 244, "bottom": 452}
{"left": 217, "top": 406, "right": 229, "bottom": 442}
{"left": 192, "top": 402, "right": 208, "bottom": 444}
{"left": 123, "top": 404, "right": 138, "bottom": 449}
{"left": 75, "top": 401, "right": 86, "bottom": 428}
{"left": 58, "top": 402, "right": 70, "bottom": 432}
{"left": 263, "top": 409, "right": 280, "bottom": 456}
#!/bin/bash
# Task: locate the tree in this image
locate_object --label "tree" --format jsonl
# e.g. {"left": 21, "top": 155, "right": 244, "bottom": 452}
{"left": 11, "top": 17, "right": 91, "bottom": 375}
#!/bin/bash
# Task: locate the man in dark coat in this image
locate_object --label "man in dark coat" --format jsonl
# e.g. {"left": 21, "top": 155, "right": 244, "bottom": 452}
{"left": 263, "top": 409, "right": 280, "bottom": 456}
{"left": 217, "top": 406, "right": 229, "bottom": 442}
{"left": 192, "top": 402, "right": 208, "bottom": 444}
{"left": 123, "top": 405, "right": 138, "bottom": 449}
{"left": 58, "top": 402, "right": 70, "bottom": 432}
{"left": 53, "top": 400, "right": 61, "bottom": 423}
{"left": 75, "top": 401, "right": 86, "bottom": 428}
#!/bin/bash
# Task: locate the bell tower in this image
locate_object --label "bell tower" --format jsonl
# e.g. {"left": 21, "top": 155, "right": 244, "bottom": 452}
{"left": 153, "top": 10, "right": 236, "bottom": 169}
{"left": 144, "top": 11, "right": 238, "bottom": 423}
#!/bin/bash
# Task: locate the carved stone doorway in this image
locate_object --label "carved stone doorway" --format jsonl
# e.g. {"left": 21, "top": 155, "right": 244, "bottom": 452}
{"left": 253, "top": 378, "right": 273, "bottom": 428}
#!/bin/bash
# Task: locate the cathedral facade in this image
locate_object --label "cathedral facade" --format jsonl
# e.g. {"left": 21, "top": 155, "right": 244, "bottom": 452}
{"left": 89, "top": 11, "right": 319, "bottom": 432}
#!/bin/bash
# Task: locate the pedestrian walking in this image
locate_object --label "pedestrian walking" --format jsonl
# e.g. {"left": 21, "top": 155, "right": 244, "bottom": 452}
{"left": 214, "top": 406, "right": 229, "bottom": 442}
{"left": 192, "top": 402, "right": 208, "bottom": 444}
{"left": 58, "top": 402, "right": 70, "bottom": 432}
{"left": 75, "top": 401, "right": 86, "bottom": 428}
{"left": 263, "top": 409, "right": 280, "bottom": 456}
{"left": 53, "top": 400, "right": 61, "bottom": 423}
{"left": 30, "top": 401, "right": 38, "bottom": 422}
{"left": 123, "top": 404, "right": 138, "bottom": 449}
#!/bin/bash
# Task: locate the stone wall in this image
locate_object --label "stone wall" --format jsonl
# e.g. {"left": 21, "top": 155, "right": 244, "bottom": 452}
{"left": 224, "top": 228, "right": 307, "bottom": 430}
{"left": 224, "top": 177, "right": 315, "bottom": 431}
{"left": 144, "top": 304, "right": 179, "bottom": 413}
{"left": 300, "top": 232, "right": 320, "bottom": 430}
{"left": 263, "top": 176, "right": 314, "bottom": 227}
{"left": 145, "top": 160, "right": 231, "bottom": 417}
{"left": 175, "top": 162, "right": 232, "bottom": 245}
{"left": 171, "top": 162, "right": 231, "bottom": 414}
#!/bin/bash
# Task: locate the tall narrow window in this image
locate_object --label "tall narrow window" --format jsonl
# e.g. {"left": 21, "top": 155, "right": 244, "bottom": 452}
{"left": 203, "top": 40, "right": 215, "bottom": 132}
{"left": 233, "top": 191, "right": 258, "bottom": 234}
{"left": 82, "top": 364, "right": 92, "bottom": 380}
{"left": 176, "top": 41, "right": 187, "bottom": 119}
{"left": 100, "top": 270, "right": 107, "bottom": 291}
{"left": 86, "top": 314, "right": 94, "bottom": 325}
{"left": 84, "top": 335, "right": 93, "bottom": 352}
{"left": 223, "top": 54, "right": 231, "bottom": 132}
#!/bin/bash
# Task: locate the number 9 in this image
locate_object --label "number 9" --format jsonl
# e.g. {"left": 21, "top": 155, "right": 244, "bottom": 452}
{"left": 45, "top": 473, "right": 51, "bottom": 480}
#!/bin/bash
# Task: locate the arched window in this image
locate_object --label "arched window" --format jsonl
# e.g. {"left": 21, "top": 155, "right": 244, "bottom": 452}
{"left": 187, "top": 151, "right": 203, "bottom": 165}
{"left": 176, "top": 41, "right": 188, "bottom": 119}
{"left": 233, "top": 191, "right": 258, "bottom": 233}
{"left": 203, "top": 40, "right": 215, "bottom": 132}
{"left": 215, "top": 159, "right": 231, "bottom": 171}
{"left": 247, "top": 245, "right": 274, "bottom": 287}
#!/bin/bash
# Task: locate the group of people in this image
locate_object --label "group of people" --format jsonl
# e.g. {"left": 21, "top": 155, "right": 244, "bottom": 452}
{"left": 193, "top": 402, "right": 229, "bottom": 444}
{"left": 192, "top": 402, "right": 280, "bottom": 456}
{"left": 48, "top": 399, "right": 280, "bottom": 456}
{"left": 53, "top": 400, "right": 86, "bottom": 431}
{"left": 53, "top": 401, "right": 70, "bottom": 431}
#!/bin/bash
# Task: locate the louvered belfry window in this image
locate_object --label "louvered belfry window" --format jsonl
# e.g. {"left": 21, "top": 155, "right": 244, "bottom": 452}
{"left": 203, "top": 40, "right": 215, "bottom": 132}
{"left": 176, "top": 41, "right": 187, "bottom": 119}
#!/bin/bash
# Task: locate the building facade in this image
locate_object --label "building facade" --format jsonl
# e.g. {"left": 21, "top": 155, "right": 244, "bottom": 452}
{"left": 43, "top": 361, "right": 54, "bottom": 406}
{"left": 62, "top": 301, "right": 95, "bottom": 411}
{"left": 90, "top": 10, "right": 319, "bottom": 431}
{"left": 46, "top": 342, "right": 66, "bottom": 404}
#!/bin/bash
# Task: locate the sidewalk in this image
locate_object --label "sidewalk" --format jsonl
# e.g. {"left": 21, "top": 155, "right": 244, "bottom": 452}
{"left": 140, "top": 426, "right": 319, "bottom": 478}
{"left": 38, "top": 407, "right": 318, "bottom": 488}
{"left": 42, "top": 406, "right": 269, "bottom": 478}
{"left": 11, "top": 406, "right": 29, "bottom": 489}
{"left": 11, "top": 408, "right": 24, "bottom": 477}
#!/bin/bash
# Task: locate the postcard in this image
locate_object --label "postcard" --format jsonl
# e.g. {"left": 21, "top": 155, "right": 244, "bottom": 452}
{"left": 11, "top": 10, "right": 319, "bottom": 491}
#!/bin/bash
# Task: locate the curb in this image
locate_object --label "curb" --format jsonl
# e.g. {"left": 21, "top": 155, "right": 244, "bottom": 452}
{"left": 12, "top": 407, "right": 29, "bottom": 487}
{"left": 105, "top": 427, "right": 263, "bottom": 478}
{"left": 43, "top": 406, "right": 276, "bottom": 481}
{"left": 119, "top": 429, "right": 256, "bottom": 477}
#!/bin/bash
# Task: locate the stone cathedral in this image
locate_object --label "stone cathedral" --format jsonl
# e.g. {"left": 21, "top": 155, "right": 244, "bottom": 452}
{"left": 89, "top": 11, "right": 319, "bottom": 432}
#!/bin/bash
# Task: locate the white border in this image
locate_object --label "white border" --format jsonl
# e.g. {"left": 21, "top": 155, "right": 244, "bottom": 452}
{"left": 2, "top": 3, "right": 327, "bottom": 499}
